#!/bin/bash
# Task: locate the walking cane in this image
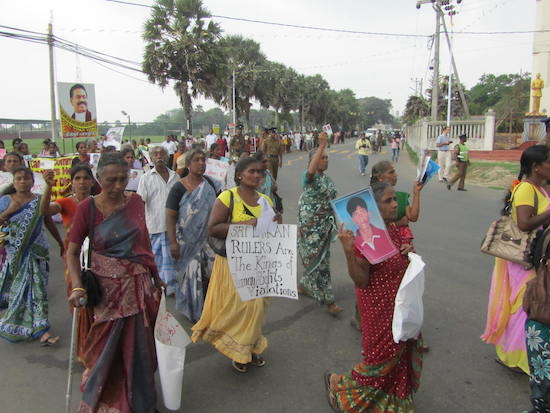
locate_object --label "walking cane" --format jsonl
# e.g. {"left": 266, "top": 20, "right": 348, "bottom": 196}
{"left": 65, "top": 298, "right": 85, "bottom": 413}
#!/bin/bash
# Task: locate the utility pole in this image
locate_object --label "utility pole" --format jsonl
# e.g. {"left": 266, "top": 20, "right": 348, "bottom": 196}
{"left": 47, "top": 18, "right": 58, "bottom": 142}
{"left": 432, "top": 9, "right": 441, "bottom": 121}
{"left": 232, "top": 67, "right": 236, "bottom": 128}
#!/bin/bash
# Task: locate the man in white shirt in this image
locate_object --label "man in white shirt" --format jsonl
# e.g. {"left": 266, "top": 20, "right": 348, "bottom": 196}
{"left": 137, "top": 146, "right": 180, "bottom": 295}
{"left": 205, "top": 129, "right": 217, "bottom": 150}
{"left": 436, "top": 127, "right": 452, "bottom": 182}
{"left": 161, "top": 135, "right": 178, "bottom": 169}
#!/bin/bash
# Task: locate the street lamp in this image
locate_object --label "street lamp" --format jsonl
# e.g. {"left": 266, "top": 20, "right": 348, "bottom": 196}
{"left": 121, "top": 110, "right": 131, "bottom": 140}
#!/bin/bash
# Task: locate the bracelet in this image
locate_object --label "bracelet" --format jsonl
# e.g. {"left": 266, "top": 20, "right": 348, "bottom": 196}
{"left": 72, "top": 287, "right": 87, "bottom": 293}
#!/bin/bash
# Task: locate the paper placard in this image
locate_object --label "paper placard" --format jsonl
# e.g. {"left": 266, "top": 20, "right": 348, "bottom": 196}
{"left": 28, "top": 156, "right": 73, "bottom": 200}
{"left": 205, "top": 158, "right": 229, "bottom": 183}
{"left": 39, "top": 159, "right": 55, "bottom": 170}
{"left": 322, "top": 124, "right": 333, "bottom": 137}
{"left": 226, "top": 224, "right": 298, "bottom": 301}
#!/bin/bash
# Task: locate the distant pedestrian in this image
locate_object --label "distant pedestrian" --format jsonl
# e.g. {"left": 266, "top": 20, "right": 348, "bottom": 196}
{"left": 355, "top": 133, "right": 371, "bottom": 176}
{"left": 436, "top": 127, "right": 452, "bottom": 182}
{"left": 391, "top": 135, "right": 400, "bottom": 162}
{"left": 446, "top": 134, "right": 470, "bottom": 191}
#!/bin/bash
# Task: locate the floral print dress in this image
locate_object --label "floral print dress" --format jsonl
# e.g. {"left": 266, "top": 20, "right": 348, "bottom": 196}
{"left": 297, "top": 170, "right": 337, "bottom": 304}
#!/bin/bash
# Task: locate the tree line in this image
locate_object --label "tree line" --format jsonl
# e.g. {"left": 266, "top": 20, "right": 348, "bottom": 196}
{"left": 141, "top": 0, "right": 395, "bottom": 134}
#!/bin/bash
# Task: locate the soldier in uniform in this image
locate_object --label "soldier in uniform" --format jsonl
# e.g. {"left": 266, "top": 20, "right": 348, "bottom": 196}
{"left": 260, "top": 127, "right": 283, "bottom": 180}
{"left": 229, "top": 123, "right": 246, "bottom": 160}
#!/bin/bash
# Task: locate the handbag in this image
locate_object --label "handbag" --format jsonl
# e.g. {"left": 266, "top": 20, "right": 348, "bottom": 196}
{"left": 480, "top": 183, "right": 538, "bottom": 269}
{"left": 207, "top": 189, "right": 233, "bottom": 257}
{"left": 80, "top": 197, "right": 102, "bottom": 308}
{"left": 524, "top": 226, "right": 550, "bottom": 324}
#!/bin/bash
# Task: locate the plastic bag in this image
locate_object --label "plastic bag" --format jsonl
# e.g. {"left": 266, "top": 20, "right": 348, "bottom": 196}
{"left": 392, "top": 252, "right": 425, "bottom": 343}
{"left": 154, "top": 292, "right": 191, "bottom": 410}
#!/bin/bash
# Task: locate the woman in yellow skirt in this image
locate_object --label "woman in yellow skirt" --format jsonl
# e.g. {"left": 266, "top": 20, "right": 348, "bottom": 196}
{"left": 191, "top": 157, "right": 280, "bottom": 373}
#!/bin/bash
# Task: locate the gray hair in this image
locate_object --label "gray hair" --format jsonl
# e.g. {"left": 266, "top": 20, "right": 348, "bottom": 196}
{"left": 150, "top": 145, "right": 168, "bottom": 158}
{"left": 370, "top": 161, "right": 393, "bottom": 185}
{"left": 184, "top": 148, "right": 205, "bottom": 167}
{"left": 371, "top": 181, "right": 392, "bottom": 203}
{"left": 97, "top": 152, "right": 128, "bottom": 177}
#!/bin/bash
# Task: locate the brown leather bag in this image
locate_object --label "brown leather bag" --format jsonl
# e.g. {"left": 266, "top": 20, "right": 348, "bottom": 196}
{"left": 524, "top": 226, "right": 550, "bottom": 324}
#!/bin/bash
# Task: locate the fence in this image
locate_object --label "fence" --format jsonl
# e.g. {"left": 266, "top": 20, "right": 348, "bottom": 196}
{"left": 404, "top": 110, "right": 496, "bottom": 154}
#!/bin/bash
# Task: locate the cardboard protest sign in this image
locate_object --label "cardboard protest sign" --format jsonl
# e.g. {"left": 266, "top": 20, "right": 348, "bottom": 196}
{"left": 331, "top": 187, "right": 398, "bottom": 265}
{"left": 226, "top": 224, "right": 298, "bottom": 301}
{"left": 126, "top": 169, "right": 143, "bottom": 192}
{"left": 58, "top": 82, "right": 98, "bottom": 140}
{"left": 0, "top": 171, "right": 46, "bottom": 195}
{"left": 28, "top": 156, "right": 73, "bottom": 200}
{"left": 205, "top": 158, "right": 229, "bottom": 183}
{"left": 322, "top": 124, "right": 333, "bottom": 137}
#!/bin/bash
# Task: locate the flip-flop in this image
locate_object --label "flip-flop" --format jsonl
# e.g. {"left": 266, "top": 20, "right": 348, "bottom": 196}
{"left": 323, "top": 372, "right": 339, "bottom": 412}
{"left": 251, "top": 354, "right": 266, "bottom": 367}
{"left": 232, "top": 360, "right": 248, "bottom": 373}
{"left": 40, "top": 335, "right": 60, "bottom": 347}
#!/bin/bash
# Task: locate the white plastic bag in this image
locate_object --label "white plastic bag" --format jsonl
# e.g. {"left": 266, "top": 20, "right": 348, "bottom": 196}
{"left": 392, "top": 252, "right": 425, "bottom": 343}
{"left": 154, "top": 292, "right": 191, "bottom": 410}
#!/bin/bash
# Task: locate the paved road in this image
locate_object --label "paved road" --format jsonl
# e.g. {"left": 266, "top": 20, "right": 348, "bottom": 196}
{"left": 0, "top": 142, "right": 530, "bottom": 412}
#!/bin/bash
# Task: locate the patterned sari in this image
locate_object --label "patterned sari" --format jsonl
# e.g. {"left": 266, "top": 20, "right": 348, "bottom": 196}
{"left": 0, "top": 195, "right": 50, "bottom": 342}
{"left": 174, "top": 178, "right": 219, "bottom": 322}
{"left": 297, "top": 170, "right": 337, "bottom": 304}
{"left": 69, "top": 194, "right": 160, "bottom": 413}
{"left": 333, "top": 225, "right": 423, "bottom": 412}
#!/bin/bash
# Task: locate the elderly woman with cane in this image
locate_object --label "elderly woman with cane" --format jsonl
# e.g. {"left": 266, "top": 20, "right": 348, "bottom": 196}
{"left": 66, "top": 152, "right": 164, "bottom": 413}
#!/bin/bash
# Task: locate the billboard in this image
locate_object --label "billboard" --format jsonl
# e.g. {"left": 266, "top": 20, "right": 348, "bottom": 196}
{"left": 58, "top": 82, "right": 98, "bottom": 140}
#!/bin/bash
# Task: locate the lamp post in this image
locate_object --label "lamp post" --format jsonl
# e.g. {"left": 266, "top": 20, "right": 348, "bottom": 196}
{"left": 121, "top": 110, "right": 131, "bottom": 140}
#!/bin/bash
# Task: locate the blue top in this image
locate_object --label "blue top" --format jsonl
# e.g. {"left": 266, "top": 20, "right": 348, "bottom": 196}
{"left": 436, "top": 133, "right": 450, "bottom": 151}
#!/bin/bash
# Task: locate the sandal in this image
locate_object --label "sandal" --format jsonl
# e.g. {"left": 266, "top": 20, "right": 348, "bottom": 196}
{"left": 39, "top": 333, "right": 60, "bottom": 347}
{"left": 327, "top": 303, "right": 343, "bottom": 315}
{"left": 251, "top": 354, "right": 266, "bottom": 367}
{"left": 323, "top": 371, "right": 340, "bottom": 412}
{"left": 494, "top": 357, "right": 525, "bottom": 374}
{"left": 232, "top": 360, "right": 248, "bottom": 373}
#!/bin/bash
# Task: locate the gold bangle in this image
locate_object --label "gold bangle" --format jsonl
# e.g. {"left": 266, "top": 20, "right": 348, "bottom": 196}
{"left": 72, "top": 287, "right": 86, "bottom": 293}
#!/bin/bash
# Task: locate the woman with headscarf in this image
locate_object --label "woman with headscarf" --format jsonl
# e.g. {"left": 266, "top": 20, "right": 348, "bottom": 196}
{"left": 297, "top": 132, "right": 342, "bottom": 314}
{"left": 166, "top": 148, "right": 220, "bottom": 322}
{"left": 325, "top": 181, "right": 423, "bottom": 413}
{"left": 66, "top": 152, "right": 163, "bottom": 413}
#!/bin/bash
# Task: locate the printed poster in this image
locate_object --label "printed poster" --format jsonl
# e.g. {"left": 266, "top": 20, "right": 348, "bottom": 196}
{"left": 226, "top": 224, "right": 298, "bottom": 301}
{"left": 126, "top": 169, "right": 144, "bottom": 192}
{"left": 322, "top": 124, "right": 333, "bottom": 137}
{"left": 102, "top": 127, "right": 124, "bottom": 151}
{"left": 0, "top": 171, "right": 47, "bottom": 195}
{"left": 416, "top": 154, "right": 440, "bottom": 185}
{"left": 331, "top": 187, "right": 398, "bottom": 265}
{"left": 28, "top": 156, "right": 73, "bottom": 200}
{"left": 58, "top": 82, "right": 98, "bottom": 140}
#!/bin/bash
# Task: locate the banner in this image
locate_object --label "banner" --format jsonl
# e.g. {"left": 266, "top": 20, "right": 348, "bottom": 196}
{"left": 205, "top": 158, "right": 229, "bottom": 183}
{"left": 58, "top": 82, "right": 98, "bottom": 140}
{"left": 226, "top": 224, "right": 298, "bottom": 301}
{"left": 29, "top": 156, "right": 73, "bottom": 200}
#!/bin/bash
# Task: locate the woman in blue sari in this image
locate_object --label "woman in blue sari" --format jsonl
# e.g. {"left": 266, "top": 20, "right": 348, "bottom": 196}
{"left": 166, "top": 148, "right": 220, "bottom": 322}
{"left": 0, "top": 167, "right": 60, "bottom": 344}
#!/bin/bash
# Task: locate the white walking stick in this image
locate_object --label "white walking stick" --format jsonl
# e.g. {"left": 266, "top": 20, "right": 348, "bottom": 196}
{"left": 65, "top": 298, "right": 85, "bottom": 413}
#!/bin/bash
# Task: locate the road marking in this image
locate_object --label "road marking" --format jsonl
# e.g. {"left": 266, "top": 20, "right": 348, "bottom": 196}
{"left": 286, "top": 155, "right": 306, "bottom": 166}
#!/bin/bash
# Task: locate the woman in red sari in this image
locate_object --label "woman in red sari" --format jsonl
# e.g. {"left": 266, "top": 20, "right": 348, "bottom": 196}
{"left": 66, "top": 152, "right": 164, "bottom": 413}
{"left": 325, "top": 182, "right": 423, "bottom": 413}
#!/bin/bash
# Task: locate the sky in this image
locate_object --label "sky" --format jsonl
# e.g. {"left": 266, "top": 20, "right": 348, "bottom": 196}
{"left": 0, "top": 0, "right": 536, "bottom": 124}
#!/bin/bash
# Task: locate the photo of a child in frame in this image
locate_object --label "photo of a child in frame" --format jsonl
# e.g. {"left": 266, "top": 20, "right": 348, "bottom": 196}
{"left": 331, "top": 187, "right": 398, "bottom": 264}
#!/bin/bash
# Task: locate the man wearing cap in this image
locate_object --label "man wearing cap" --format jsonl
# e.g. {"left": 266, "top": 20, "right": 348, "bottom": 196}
{"left": 436, "top": 127, "right": 452, "bottom": 182}
{"left": 447, "top": 134, "right": 470, "bottom": 191}
{"left": 229, "top": 123, "right": 246, "bottom": 159}
{"left": 261, "top": 127, "right": 283, "bottom": 180}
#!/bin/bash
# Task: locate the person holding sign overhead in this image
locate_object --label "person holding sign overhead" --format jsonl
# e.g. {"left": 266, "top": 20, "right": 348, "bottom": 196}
{"left": 297, "top": 131, "right": 343, "bottom": 314}
{"left": 191, "top": 157, "right": 281, "bottom": 373}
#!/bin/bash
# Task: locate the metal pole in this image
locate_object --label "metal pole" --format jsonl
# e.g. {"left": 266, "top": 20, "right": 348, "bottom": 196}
{"left": 232, "top": 68, "right": 236, "bottom": 127}
{"left": 48, "top": 21, "right": 58, "bottom": 142}
{"left": 441, "top": 16, "right": 470, "bottom": 117}
{"left": 128, "top": 116, "right": 131, "bottom": 140}
{"left": 431, "top": 7, "right": 441, "bottom": 121}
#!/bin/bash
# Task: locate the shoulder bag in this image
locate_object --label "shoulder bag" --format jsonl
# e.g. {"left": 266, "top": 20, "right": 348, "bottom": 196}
{"left": 480, "top": 183, "right": 538, "bottom": 269}
{"left": 207, "top": 189, "right": 234, "bottom": 257}
{"left": 80, "top": 197, "right": 102, "bottom": 307}
{"left": 524, "top": 225, "right": 550, "bottom": 324}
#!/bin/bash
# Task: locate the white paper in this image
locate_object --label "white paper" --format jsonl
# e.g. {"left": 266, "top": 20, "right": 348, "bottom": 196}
{"left": 154, "top": 292, "right": 191, "bottom": 410}
{"left": 226, "top": 224, "right": 298, "bottom": 301}
{"left": 39, "top": 159, "right": 55, "bottom": 170}
{"left": 392, "top": 252, "right": 425, "bottom": 343}
{"left": 255, "top": 197, "right": 277, "bottom": 236}
{"left": 322, "top": 124, "right": 333, "bottom": 137}
{"left": 204, "top": 158, "right": 229, "bottom": 183}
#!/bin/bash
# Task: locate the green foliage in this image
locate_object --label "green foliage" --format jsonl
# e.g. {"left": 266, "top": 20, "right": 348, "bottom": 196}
{"left": 357, "top": 97, "right": 394, "bottom": 128}
{"left": 402, "top": 95, "right": 430, "bottom": 125}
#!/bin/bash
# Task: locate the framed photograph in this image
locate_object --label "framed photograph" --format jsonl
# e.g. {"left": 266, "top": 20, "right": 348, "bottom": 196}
{"left": 331, "top": 187, "right": 399, "bottom": 264}
{"left": 126, "top": 169, "right": 144, "bottom": 192}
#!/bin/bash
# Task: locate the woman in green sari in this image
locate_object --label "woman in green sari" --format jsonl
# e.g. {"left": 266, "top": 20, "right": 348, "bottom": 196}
{"left": 297, "top": 132, "right": 343, "bottom": 314}
{"left": 0, "top": 167, "right": 61, "bottom": 344}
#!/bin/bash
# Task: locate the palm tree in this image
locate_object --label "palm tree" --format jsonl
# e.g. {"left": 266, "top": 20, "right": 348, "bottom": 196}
{"left": 142, "top": 0, "right": 224, "bottom": 134}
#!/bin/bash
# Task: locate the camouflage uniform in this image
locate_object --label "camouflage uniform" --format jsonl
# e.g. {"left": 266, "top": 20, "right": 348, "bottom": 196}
{"left": 261, "top": 135, "right": 282, "bottom": 180}
{"left": 230, "top": 133, "right": 246, "bottom": 159}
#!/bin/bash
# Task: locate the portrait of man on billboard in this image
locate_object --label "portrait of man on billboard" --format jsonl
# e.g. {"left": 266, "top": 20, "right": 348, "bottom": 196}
{"left": 58, "top": 81, "right": 98, "bottom": 140}
{"left": 69, "top": 83, "right": 93, "bottom": 122}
